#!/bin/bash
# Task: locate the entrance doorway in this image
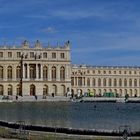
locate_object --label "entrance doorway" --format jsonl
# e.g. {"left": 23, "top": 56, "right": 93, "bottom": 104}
{"left": 30, "top": 84, "right": 35, "bottom": 96}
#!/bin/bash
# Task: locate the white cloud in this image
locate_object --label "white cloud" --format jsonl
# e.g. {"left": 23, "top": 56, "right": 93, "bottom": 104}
{"left": 41, "top": 27, "right": 57, "bottom": 34}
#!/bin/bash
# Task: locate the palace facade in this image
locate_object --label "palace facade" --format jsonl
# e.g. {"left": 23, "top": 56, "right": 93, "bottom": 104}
{"left": 0, "top": 40, "right": 71, "bottom": 96}
{"left": 0, "top": 40, "right": 140, "bottom": 97}
{"left": 71, "top": 65, "right": 140, "bottom": 97}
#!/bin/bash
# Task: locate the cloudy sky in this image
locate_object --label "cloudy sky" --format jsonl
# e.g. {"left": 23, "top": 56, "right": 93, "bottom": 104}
{"left": 0, "top": 0, "right": 140, "bottom": 66}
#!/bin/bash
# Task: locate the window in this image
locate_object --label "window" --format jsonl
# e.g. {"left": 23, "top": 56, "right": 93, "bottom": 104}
{"left": 124, "top": 71, "right": 126, "bottom": 74}
{"left": 60, "top": 53, "right": 65, "bottom": 58}
{"left": 103, "top": 71, "right": 106, "bottom": 74}
{"left": 7, "top": 66, "right": 12, "bottom": 79}
{"left": 8, "top": 52, "right": 12, "bottom": 58}
{"left": 16, "top": 66, "right": 21, "bottom": 79}
{"left": 114, "top": 71, "right": 116, "bottom": 74}
{"left": 0, "top": 52, "right": 3, "bottom": 58}
{"left": 43, "top": 52, "right": 47, "bottom": 58}
{"left": 43, "top": 66, "right": 48, "bottom": 79}
{"left": 109, "top": 71, "right": 111, "bottom": 74}
{"left": 98, "top": 70, "right": 101, "bottom": 74}
{"left": 119, "top": 71, "right": 121, "bottom": 74}
{"left": 87, "top": 78, "right": 90, "bottom": 86}
{"left": 52, "top": 52, "right": 56, "bottom": 58}
{"left": 60, "top": 66, "right": 65, "bottom": 80}
{"left": 30, "top": 52, "right": 34, "bottom": 58}
{"left": 17, "top": 52, "right": 21, "bottom": 58}
{"left": 0, "top": 66, "right": 3, "bottom": 79}
{"left": 93, "top": 70, "right": 95, "bottom": 74}
{"left": 87, "top": 70, "right": 90, "bottom": 74}
{"left": 52, "top": 66, "right": 56, "bottom": 80}
{"left": 129, "top": 71, "right": 131, "bottom": 74}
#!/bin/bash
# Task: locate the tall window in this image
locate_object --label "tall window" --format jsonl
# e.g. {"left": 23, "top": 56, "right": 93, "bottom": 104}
{"left": 71, "top": 77, "right": 74, "bottom": 86}
{"left": 134, "top": 79, "right": 137, "bottom": 87}
{"left": 109, "top": 78, "right": 112, "bottom": 87}
{"left": 16, "top": 84, "right": 21, "bottom": 95}
{"left": 124, "top": 79, "right": 127, "bottom": 87}
{"left": 8, "top": 85, "right": 12, "bottom": 95}
{"left": 60, "top": 66, "right": 65, "bottom": 80}
{"left": 0, "top": 85, "right": 3, "bottom": 95}
{"left": 0, "top": 52, "right": 3, "bottom": 58}
{"left": 92, "top": 78, "right": 96, "bottom": 86}
{"left": 52, "top": 52, "right": 56, "bottom": 58}
{"left": 114, "top": 79, "right": 117, "bottom": 87}
{"left": 103, "top": 78, "right": 106, "bottom": 86}
{"left": 0, "top": 66, "right": 3, "bottom": 79}
{"left": 16, "top": 66, "right": 21, "bottom": 79}
{"left": 8, "top": 52, "right": 12, "bottom": 58}
{"left": 98, "top": 78, "right": 101, "bottom": 87}
{"left": 87, "top": 78, "right": 90, "bottom": 86}
{"left": 129, "top": 79, "right": 132, "bottom": 87}
{"left": 43, "top": 52, "right": 47, "bottom": 58}
{"left": 78, "top": 77, "right": 82, "bottom": 86}
{"left": 17, "top": 52, "right": 21, "bottom": 58}
{"left": 52, "top": 66, "right": 56, "bottom": 80}
{"left": 30, "top": 65, "right": 36, "bottom": 79}
{"left": 43, "top": 85, "right": 48, "bottom": 95}
{"left": 60, "top": 53, "right": 65, "bottom": 58}
{"left": 43, "top": 66, "right": 48, "bottom": 79}
{"left": 7, "top": 66, "right": 12, "bottom": 79}
{"left": 30, "top": 52, "right": 34, "bottom": 58}
{"left": 119, "top": 79, "right": 122, "bottom": 87}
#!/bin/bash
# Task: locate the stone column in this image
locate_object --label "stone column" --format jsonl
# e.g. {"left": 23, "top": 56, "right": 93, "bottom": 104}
{"left": 23, "top": 63, "right": 25, "bottom": 79}
{"left": 3, "top": 65, "right": 7, "bottom": 81}
{"left": 40, "top": 64, "right": 43, "bottom": 80}
{"left": 27, "top": 64, "right": 30, "bottom": 79}
{"left": 48, "top": 65, "right": 52, "bottom": 81}
{"left": 36, "top": 64, "right": 38, "bottom": 79}
{"left": 13, "top": 64, "right": 16, "bottom": 81}
{"left": 57, "top": 65, "right": 60, "bottom": 81}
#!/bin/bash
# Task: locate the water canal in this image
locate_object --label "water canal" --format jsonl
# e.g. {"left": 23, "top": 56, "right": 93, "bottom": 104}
{"left": 0, "top": 102, "right": 140, "bottom": 131}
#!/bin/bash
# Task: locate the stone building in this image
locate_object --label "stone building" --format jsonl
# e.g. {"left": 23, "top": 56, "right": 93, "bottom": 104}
{"left": 0, "top": 40, "right": 71, "bottom": 96}
{"left": 0, "top": 40, "right": 140, "bottom": 97}
{"left": 71, "top": 65, "right": 140, "bottom": 97}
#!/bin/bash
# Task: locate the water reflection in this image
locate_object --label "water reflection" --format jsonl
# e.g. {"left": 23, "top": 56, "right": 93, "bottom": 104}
{"left": 0, "top": 102, "right": 140, "bottom": 131}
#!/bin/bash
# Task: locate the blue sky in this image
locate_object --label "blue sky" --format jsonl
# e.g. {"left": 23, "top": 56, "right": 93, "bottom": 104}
{"left": 0, "top": 0, "right": 140, "bottom": 66}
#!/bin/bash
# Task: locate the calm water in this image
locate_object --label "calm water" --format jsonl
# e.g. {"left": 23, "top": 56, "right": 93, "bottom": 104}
{"left": 0, "top": 102, "right": 140, "bottom": 131}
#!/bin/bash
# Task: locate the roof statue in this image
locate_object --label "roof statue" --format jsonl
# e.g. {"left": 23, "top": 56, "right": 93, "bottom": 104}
{"left": 35, "top": 40, "right": 42, "bottom": 49}
{"left": 22, "top": 40, "right": 29, "bottom": 49}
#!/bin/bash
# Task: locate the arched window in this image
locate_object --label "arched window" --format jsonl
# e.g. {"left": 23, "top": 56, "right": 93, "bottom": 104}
{"left": 43, "top": 85, "right": 48, "bottom": 95}
{"left": 124, "top": 79, "right": 127, "bottom": 87}
{"left": 43, "top": 66, "right": 48, "bottom": 79}
{"left": 129, "top": 79, "right": 132, "bottom": 87}
{"left": 114, "top": 79, "right": 117, "bottom": 87}
{"left": 52, "top": 84, "right": 57, "bottom": 95}
{"left": 52, "top": 66, "right": 56, "bottom": 80}
{"left": 103, "top": 78, "right": 106, "bottom": 87}
{"left": 30, "top": 84, "right": 35, "bottom": 96}
{"left": 78, "top": 77, "right": 82, "bottom": 86}
{"left": 8, "top": 85, "right": 12, "bottom": 95}
{"left": 125, "top": 89, "right": 127, "bottom": 94}
{"left": 93, "top": 89, "right": 96, "bottom": 94}
{"left": 30, "top": 65, "right": 36, "bottom": 79}
{"left": 16, "top": 66, "right": 21, "bottom": 79}
{"left": 71, "top": 77, "right": 74, "bottom": 86}
{"left": 98, "top": 78, "right": 101, "bottom": 87}
{"left": 60, "top": 66, "right": 65, "bottom": 80}
{"left": 16, "top": 84, "right": 21, "bottom": 96}
{"left": 134, "top": 79, "right": 137, "bottom": 87}
{"left": 61, "top": 85, "right": 66, "bottom": 96}
{"left": 119, "top": 79, "right": 122, "bottom": 87}
{"left": 0, "top": 66, "right": 3, "bottom": 79}
{"left": 87, "top": 78, "right": 90, "bottom": 86}
{"left": 0, "top": 85, "right": 3, "bottom": 95}
{"left": 7, "top": 66, "right": 12, "bottom": 79}
{"left": 92, "top": 78, "right": 96, "bottom": 86}
{"left": 109, "top": 79, "right": 112, "bottom": 87}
